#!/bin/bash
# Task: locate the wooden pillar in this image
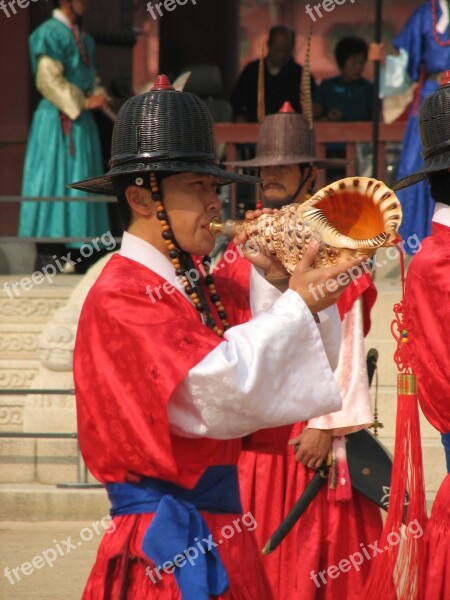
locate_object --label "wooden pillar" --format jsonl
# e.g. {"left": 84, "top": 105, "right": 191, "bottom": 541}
{"left": 0, "top": 9, "right": 30, "bottom": 235}
{"left": 159, "top": 0, "right": 240, "bottom": 98}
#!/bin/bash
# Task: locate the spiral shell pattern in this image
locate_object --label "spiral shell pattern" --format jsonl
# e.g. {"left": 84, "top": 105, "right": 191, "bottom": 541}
{"left": 232, "top": 177, "right": 402, "bottom": 273}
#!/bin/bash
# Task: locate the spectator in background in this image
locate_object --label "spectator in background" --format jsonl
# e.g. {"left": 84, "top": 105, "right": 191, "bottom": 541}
{"left": 231, "top": 26, "right": 315, "bottom": 122}
{"left": 313, "top": 36, "right": 374, "bottom": 178}
{"left": 313, "top": 36, "right": 373, "bottom": 122}
{"left": 19, "top": 0, "right": 110, "bottom": 273}
{"left": 371, "top": 0, "right": 450, "bottom": 254}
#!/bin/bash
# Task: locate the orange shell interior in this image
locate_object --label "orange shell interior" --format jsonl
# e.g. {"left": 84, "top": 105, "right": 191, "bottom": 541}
{"left": 316, "top": 190, "right": 386, "bottom": 240}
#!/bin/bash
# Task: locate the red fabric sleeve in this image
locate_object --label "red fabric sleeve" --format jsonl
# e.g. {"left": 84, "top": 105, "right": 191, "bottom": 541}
{"left": 74, "top": 255, "right": 226, "bottom": 487}
{"left": 337, "top": 272, "right": 377, "bottom": 336}
{"left": 404, "top": 228, "right": 450, "bottom": 433}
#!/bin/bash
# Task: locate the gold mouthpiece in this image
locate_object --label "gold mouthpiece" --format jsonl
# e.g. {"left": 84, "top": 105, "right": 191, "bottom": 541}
{"left": 209, "top": 218, "right": 223, "bottom": 236}
{"left": 209, "top": 218, "right": 238, "bottom": 237}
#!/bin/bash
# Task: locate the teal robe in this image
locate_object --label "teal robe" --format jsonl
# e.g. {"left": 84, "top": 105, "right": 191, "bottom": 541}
{"left": 19, "top": 17, "right": 109, "bottom": 243}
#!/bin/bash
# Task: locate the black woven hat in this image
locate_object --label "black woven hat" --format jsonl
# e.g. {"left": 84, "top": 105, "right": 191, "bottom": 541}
{"left": 69, "top": 75, "right": 260, "bottom": 194}
{"left": 394, "top": 72, "right": 450, "bottom": 190}
{"left": 227, "top": 102, "right": 349, "bottom": 169}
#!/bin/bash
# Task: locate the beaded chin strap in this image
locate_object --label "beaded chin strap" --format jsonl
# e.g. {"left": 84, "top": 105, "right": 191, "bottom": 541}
{"left": 148, "top": 173, "right": 230, "bottom": 337}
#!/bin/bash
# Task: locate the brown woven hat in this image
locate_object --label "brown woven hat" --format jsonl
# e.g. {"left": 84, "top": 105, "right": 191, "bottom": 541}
{"left": 228, "top": 102, "right": 349, "bottom": 169}
{"left": 394, "top": 72, "right": 450, "bottom": 190}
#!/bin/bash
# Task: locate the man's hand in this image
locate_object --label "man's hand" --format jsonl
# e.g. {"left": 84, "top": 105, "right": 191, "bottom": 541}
{"left": 85, "top": 94, "right": 109, "bottom": 110}
{"left": 289, "top": 241, "right": 368, "bottom": 313}
{"left": 233, "top": 208, "right": 289, "bottom": 278}
{"left": 289, "top": 428, "right": 332, "bottom": 470}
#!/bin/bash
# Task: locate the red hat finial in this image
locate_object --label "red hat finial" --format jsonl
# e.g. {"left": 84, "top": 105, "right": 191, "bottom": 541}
{"left": 441, "top": 71, "right": 450, "bottom": 87}
{"left": 151, "top": 75, "right": 175, "bottom": 91}
{"left": 279, "top": 101, "right": 295, "bottom": 114}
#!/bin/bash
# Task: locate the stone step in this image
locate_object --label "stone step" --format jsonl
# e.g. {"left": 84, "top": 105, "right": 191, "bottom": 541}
{"left": 0, "top": 438, "right": 88, "bottom": 485}
{"left": 0, "top": 483, "right": 110, "bottom": 521}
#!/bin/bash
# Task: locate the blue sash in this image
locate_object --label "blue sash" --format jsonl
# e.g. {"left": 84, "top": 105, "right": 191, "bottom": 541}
{"left": 442, "top": 433, "right": 450, "bottom": 473}
{"left": 106, "top": 465, "right": 242, "bottom": 600}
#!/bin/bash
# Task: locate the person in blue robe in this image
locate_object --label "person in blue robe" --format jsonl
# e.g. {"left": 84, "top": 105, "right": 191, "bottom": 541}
{"left": 393, "top": 0, "right": 450, "bottom": 253}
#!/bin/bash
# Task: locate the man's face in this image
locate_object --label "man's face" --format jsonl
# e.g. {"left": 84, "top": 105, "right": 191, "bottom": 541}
{"left": 260, "top": 164, "right": 302, "bottom": 207}
{"left": 267, "top": 33, "right": 294, "bottom": 69}
{"left": 68, "top": 0, "right": 88, "bottom": 17}
{"left": 162, "top": 173, "right": 221, "bottom": 256}
{"left": 342, "top": 54, "right": 366, "bottom": 81}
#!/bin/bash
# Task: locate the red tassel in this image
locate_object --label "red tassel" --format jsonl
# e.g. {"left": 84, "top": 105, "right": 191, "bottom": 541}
{"left": 60, "top": 113, "right": 75, "bottom": 157}
{"left": 363, "top": 257, "right": 428, "bottom": 600}
{"left": 363, "top": 380, "right": 427, "bottom": 599}
{"left": 327, "top": 436, "right": 352, "bottom": 503}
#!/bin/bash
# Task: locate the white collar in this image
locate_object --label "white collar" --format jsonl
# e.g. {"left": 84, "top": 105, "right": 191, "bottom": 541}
{"left": 437, "top": 0, "right": 449, "bottom": 34}
{"left": 119, "top": 231, "right": 187, "bottom": 296}
{"left": 53, "top": 8, "right": 81, "bottom": 36}
{"left": 432, "top": 202, "right": 450, "bottom": 227}
{"left": 53, "top": 8, "right": 72, "bottom": 28}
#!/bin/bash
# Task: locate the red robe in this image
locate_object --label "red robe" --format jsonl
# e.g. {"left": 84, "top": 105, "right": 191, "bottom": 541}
{"left": 74, "top": 254, "right": 280, "bottom": 599}
{"left": 227, "top": 251, "right": 383, "bottom": 600}
{"left": 404, "top": 222, "right": 450, "bottom": 600}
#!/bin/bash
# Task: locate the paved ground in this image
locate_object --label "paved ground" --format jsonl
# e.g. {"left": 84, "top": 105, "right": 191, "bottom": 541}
{"left": 0, "top": 521, "right": 102, "bottom": 599}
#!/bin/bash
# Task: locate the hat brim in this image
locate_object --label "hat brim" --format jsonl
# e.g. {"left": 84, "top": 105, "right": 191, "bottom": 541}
{"left": 393, "top": 152, "right": 450, "bottom": 191}
{"left": 226, "top": 154, "right": 350, "bottom": 169}
{"left": 69, "top": 161, "right": 261, "bottom": 194}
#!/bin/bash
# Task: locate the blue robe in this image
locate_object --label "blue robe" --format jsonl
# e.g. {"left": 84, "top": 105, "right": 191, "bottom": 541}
{"left": 393, "top": 0, "right": 450, "bottom": 253}
{"left": 19, "top": 17, "right": 109, "bottom": 244}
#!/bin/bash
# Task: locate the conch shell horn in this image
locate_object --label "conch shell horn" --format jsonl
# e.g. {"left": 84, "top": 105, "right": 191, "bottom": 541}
{"left": 211, "top": 177, "right": 402, "bottom": 273}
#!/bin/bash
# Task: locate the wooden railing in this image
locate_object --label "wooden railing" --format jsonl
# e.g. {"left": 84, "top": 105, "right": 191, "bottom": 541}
{"left": 0, "top": 122, "right": 406, "bottom": 235}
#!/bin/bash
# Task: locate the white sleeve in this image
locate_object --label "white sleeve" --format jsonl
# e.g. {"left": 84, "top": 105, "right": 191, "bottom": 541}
{"left": 250, "top": 264, "right": 341, "bottom": 370}
{"left": 307, "top": 297, "right": 374, "bottom": 435}
{"left": 168, "top": 288, "right": 343, "bottom": 440}
{"left": 36, "top": 55, "right": 86, "bottom": 120}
